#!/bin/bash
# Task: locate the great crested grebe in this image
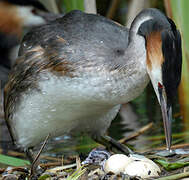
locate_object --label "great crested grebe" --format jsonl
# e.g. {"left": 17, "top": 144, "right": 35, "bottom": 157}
{"left": 4, "top": 8, "right": 182, "bottom": 159}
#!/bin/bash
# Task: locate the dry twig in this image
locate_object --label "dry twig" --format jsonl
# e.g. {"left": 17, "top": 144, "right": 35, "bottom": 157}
{"left": 30, "top": 134, "right": 50, "bottom": 176}
{"left": 156, "top": 171, "right": 189, "bottom": 180}
{"left": 119, "top": 122, "right": 153, "bottom": 144}
{"left": 153, "top": 143, "right": 189, "bottom": 151}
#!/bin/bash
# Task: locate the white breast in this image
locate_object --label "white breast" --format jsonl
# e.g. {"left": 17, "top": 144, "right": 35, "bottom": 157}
{"left": 12, "top": 71, "right": 122, "bottom": 148}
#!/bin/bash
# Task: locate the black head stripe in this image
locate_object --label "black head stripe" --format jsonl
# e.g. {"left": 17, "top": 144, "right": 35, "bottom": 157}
{"left": 138, "top": 19, "right": 168, "bottom": 37}
{"left": 167, "top": 17, "right": 177, "bottom": 33}
{"left": 161, "top": 28, "right": 182, "bottom": 107}
{"left": 3, "top": 0, "right": 48, "bottom": 12}
{"left": 136, "top": 9, "right": 171, "bottom": 38}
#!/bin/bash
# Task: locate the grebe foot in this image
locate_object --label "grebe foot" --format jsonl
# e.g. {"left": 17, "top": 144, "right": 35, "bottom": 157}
{"left": 94, "top": 135, "right": 132, "bottom": 155}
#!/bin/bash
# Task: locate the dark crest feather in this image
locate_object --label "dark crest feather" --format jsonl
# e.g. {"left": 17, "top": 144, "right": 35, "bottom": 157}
{"left": 161, "top": 24, "right": 182, "bottom": 107}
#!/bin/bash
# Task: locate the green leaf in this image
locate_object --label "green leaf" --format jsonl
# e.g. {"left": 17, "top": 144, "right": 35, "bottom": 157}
{"left": 66, "top": 166, "right": 86, "bottom": 180}
{"left": 61, "top": 0, "right": 84, "bottom": 12}
{"left": 38, "top": 174, "right": 51, "bottom": 180}
{"left": 155, "top": 159, "right": 189, "bottom": 171}
{"left": 0, "top": 154, "right": 30, "bottom": 166}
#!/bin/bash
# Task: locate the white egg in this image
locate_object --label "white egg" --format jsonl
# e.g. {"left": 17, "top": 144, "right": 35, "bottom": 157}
{"left": 104, "top": 154, "right": 133, "bottom": 174}
{"left": 124, "top": 160, "right": 161, "bottom": 178}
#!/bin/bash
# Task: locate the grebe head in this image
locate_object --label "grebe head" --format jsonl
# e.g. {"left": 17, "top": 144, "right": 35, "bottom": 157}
{"left": 130, "top": 8, "right": 182, "bottom": 150}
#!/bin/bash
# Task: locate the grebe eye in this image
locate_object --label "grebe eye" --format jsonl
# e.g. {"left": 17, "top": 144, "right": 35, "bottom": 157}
{"left": 31, "top": 8, "right": 37, "bottom": 15}
{"left": 158, "top": 82, "right": 163, "bottom": 89}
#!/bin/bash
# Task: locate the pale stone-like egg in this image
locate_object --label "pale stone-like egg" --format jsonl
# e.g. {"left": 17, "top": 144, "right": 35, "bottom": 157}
{"left": 104, "top": 154, "right": 132, "bottom": 174}
{"left": 124, "top": 160, "right": 161, "bottom": 178}
{"left": 103, "top": 153, "right": 161, "bottom": 178}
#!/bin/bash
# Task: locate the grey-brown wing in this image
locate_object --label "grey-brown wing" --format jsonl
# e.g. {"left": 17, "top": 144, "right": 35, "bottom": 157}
{"left": 19, "top": 10, "right": 129, "bottom": 63}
